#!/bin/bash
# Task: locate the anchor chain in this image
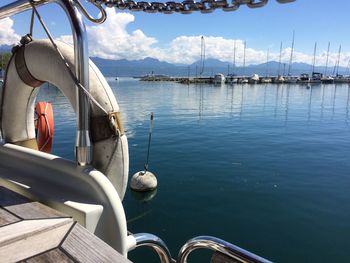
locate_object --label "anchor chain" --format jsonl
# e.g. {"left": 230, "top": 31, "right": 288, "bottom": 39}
{"left": 88, "top": 0, "right": 295, "bottom": 14}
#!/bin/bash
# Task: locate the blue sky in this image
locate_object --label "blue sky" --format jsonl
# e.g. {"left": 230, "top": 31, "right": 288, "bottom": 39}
{"left": 1, "top": 0, "right": 350, "bottom": 65}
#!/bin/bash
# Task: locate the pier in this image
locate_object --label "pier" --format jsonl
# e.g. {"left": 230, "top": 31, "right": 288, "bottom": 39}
{"left": 139, "top": 74, "right": 350, "bottom": 85}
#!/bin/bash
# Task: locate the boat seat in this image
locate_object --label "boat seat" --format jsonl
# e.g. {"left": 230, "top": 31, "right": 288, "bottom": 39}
{"left": 0, "top": 143, "right": 129, "bottom": 254}
{"left": 0, "top": 178, "right": 103, "bottom": 232}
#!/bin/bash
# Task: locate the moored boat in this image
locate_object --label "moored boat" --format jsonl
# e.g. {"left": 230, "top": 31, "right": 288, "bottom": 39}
{"left": 249, "top": 74, "right": 259, "bottom": 84}
{"left": 213, "top": 73, "right": 225, "bottom": 84}
{"left": 225, "top": 74, "right": 238, "bottom": 84}
{"left": 309, "top": 72, "right": 322, "bottom": 84}
{"left": 238, "top": 77, "right": 249, "bottom": 84}
{"left": 274, "top": 75, "right": 285, "bottom": 84}
{"left": 284, "top": 75, "right": 298, "bottom": 83}
{"left": 333, "top": 74, "right": 349, "bottom": 83}
{"left": 321, "top": 76, "right": 334, "bottom": 84}
{"left": 260, "top": 77, "right": 272, "bottom": 84}
{"left": 297, "top": 73, "right": 310, "bottom": 84}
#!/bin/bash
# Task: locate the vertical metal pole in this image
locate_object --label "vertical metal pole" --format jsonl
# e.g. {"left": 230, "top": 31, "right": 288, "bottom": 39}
{"left": 0, "top": 53, "right": 3, "bottom": 79}
{"left": 56, "top": 0, "right": 91, "bottom": 165}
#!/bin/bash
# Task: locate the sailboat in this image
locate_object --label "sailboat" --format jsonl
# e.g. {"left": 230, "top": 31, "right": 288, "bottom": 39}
{"left": 284, "top": 31, "right": 298, "bottom": 83}
{"left": 321, "top": 42, "right": 334, "bottom": 84}
{"left": 200, "top": 35, "right": 205, "bottom": 78}
{"left": 238, "top": 41, "right": 248, "bottom": 83}
{"left": 260, "top": 49, "right": 272, "bottom": 83}
{"left": 309, "top": 42, "right": 322, "bottom": 84}
{"left": 226, "top": 40, "right": 238, "bottom": 84}
{"left": 274, "top": 42, "right": 285, "bottom": 83}
{"left": 333, "top": 45, "right": 348, "bottom": 83}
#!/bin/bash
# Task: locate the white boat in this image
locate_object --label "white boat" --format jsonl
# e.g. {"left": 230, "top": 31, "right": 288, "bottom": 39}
{"left": 260, "top": 77, "right": 272, "bottom": 84}
{"left": 213, "top": 73, "right": 225, "bottom": 84}
{"left": 297, "top": 73, "right": 310, "bottom": 84}
{"left": 225, "top": 74, "right": 238, "bottom": 84}
{"left": 284, "top": 76, "right": 298, "bottom": 84}
{"left": 321, "top": 76, "right": 334, "bottom": 84}
{"left": 275, "top": 42, "right": 284, "bottom": 83}
{"left": 238, "top": 77, "right": 249, "bottom": 84}
{"left": 249, "top": 74, "right": 259, "bottom": 84}
{"left": 274, "top": 75, "right": 285, "bottom": 83}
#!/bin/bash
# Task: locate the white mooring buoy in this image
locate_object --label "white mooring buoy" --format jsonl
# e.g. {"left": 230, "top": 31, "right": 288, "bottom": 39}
{"left": 130, "top": 112, "right": 158, "bottom": 192}
{"left": 130, "top": 171, "right": 157, "bottom": 192}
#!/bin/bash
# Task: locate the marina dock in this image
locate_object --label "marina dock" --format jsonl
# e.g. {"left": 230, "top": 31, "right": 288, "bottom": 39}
{"left": 139, "top": 74, "right": 350, "bottom": 85}
{"left": 0, "top": 186, "right": 130, "bottom": 263}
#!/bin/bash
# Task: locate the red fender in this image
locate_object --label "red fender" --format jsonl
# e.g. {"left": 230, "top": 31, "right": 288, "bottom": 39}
{"left": 35, "top": 102, "right": 54, "bottom": 153}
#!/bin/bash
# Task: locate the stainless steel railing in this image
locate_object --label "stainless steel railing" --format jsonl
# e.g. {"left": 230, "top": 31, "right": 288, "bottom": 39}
{"left": 132, "top": 233, "right": 174, "bottom": 263}
{"left": 130, "top": 233, "right": 271, "bottom": 263}
{"left": 0, "top": 0, "right": 92, "bottom": 166}
{"left": 177, "top": 236, "right": 272, "bottom": 263}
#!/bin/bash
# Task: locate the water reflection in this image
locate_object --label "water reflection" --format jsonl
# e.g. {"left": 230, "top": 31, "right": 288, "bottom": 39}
{"left": 240, "top": 84, "right": 244, "bottom": 120}
{"left": 285, "top": 85, "right": 290, "bottom": 123}
{"left": 172, "top": 83, "right": 350, "bottom": 124}
{"left": 307, "top": 86, "right": 313, "bottom": 122}
{"left": 321, "top": 85, "right": 325, "bottom": 120}
{"left": 37, "top": 80, "right": 350, "bottom": 137}
{"left": 347, "top": 86, "right": 350, "bottom": 123}
{"left": 274, "top": 86, "right": 280, "bottom": 118}
{"left": 332, "top": 85, "right": 337, "bottom": 120}
{"left": 130, "top": 189, "right": 157, "bottom": 203}
{"left": 36, "top": 79, "right": 350, "bottom": 263}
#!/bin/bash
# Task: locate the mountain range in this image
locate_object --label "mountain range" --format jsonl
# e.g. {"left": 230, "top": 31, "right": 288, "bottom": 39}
{"left": 0, "top": 43, "right": 347, "bottom": 77}
{"left": 0, "top": 45, "right": 12, "bottom": 53}
{"left": 91, "top": 57, "right": 348, "bottom": 77}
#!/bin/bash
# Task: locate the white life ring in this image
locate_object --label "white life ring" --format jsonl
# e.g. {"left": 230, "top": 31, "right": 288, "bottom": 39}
{"left": 0, "top": 39, "right": 129, "bottom": 200}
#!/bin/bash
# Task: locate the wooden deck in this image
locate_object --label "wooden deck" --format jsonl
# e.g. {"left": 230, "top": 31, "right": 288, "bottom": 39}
{"left": 0, "top": 186, "right": 131, "bottom": 263}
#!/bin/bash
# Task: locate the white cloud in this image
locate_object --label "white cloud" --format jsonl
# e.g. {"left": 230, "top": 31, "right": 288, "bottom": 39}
{"left": 0, "top": 18, "right": 20, "bottom": 45}
{"left": 87, "top": 9, "right": 158, "bottom": 60}
{"left": 53, "top": 9, "right": 350, "bottom": 67}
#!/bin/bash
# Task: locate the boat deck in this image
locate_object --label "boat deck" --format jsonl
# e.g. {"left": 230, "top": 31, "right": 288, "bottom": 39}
{"left": 0, "top": 186, "right": 131, "bottom": 263}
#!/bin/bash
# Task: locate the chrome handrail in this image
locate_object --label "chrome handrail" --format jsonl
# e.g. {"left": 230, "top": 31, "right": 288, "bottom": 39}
{"left": 177, "top": 236, "right": 272, "bottom": 263}
{"left": 0, "top": 0, "right": 48, "bottom": 19}
{"left": 57, "top": 0, "right": 92, "bottom": 166}
{"left": 132, "top": 233, "right": 174, "bottom": 263}
{"left": 0, "top": 0, "right": 92, "bottom": 166}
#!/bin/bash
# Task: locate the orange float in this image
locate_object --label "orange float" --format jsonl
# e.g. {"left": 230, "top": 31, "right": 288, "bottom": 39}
{"left": 35, "top": 102, "right": 54, "bottom": 153}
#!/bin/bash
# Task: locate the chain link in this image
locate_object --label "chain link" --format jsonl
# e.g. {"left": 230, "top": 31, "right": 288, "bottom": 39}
{"left": 88, "top": 0, "right": 295, "bottom": 14}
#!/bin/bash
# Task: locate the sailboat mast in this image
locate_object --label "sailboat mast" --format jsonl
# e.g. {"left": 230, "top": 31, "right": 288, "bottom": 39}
{"left": 266, "top": 49, "right": 269, "bottom": 77}
{"left": 333, "top": 45, "right": 341, "bottom": 76}
{"left": 0, "top": 53, "right": 2, "bottom": 79}
{"left": 243, "top": 41, "right": 246, "bottom": 76}
{"left": 233, "top": 40, "right": 236, "bottom": 75}
{"left": 346, "top": 57, "right": 350, "bottom": 76}
{"left": 288, "top": 30, "right": 295, "bottom": 76}
{"left": 312, "top": 42, "right": 317, "bottom": 73}
{"left": 324, "top": 42, "right": 330, "bottom": 76}
{"left": 200, "top": 36, "right": 205, "bottom": 76}
{"left": 278, "top": 42, "right": 282, "bottom": 76}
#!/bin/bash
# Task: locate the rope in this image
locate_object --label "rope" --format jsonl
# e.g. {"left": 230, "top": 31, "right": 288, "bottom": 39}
{"left": 29, "top": 2, "right": 108, "bottom": 115}
{"left": 38, "top": 102, "right": 52, "bottom": 151}
{"left": 29, "top": 8, "right": 35, "bottom": 36}
{"left": 143, "top": 112, "right": 154, "bottom": 173}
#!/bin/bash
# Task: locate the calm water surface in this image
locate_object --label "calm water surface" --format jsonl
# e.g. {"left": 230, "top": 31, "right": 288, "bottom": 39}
{"left": 39, "top": 79, "right": 350, "bottom": 262}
